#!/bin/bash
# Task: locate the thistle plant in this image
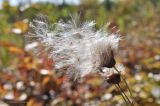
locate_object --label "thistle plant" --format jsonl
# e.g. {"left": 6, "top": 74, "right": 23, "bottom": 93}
{"left": 27, "top": 14, "right": 134, "bottom": 106}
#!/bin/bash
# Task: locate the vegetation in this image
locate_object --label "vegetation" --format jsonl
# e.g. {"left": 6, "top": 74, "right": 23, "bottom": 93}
{"left": 0, "top": 0, "right": 160, "bottom": 106}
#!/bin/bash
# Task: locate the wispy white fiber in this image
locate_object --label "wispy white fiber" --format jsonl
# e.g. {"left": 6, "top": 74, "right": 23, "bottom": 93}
{"left": 100, "top": 64, "right": 125, "bottom": 77}
{"left": 28, "top": 14, "right": 121, "bottom": 80}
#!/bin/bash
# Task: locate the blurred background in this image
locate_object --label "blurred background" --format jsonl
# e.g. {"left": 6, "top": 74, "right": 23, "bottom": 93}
{"left": 0, "top": 0, "right": 160, "bottom": 106}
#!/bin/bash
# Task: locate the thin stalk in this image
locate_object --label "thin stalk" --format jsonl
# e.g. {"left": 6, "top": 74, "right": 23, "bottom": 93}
{"left": 117, "top": 84, "right": 133, "bottom": 106}
{"left": 115, "top": 84, "right": 128, "bottom": 105}
{"left": 114, "top": 66, "right": 134, "bottom": 105}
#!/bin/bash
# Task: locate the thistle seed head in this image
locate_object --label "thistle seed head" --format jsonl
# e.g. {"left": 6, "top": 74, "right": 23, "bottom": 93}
{"left": 27, "top": 14, "right": 121, "bottom": 80}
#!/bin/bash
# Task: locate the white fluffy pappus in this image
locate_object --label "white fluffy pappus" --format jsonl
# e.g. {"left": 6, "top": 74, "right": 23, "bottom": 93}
{"left": 28, "top": 14, "right": 121, "bottom": 80}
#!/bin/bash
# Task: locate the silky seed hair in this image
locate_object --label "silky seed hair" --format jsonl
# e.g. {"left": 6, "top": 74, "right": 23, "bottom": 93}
{"left": 27, "top": 14, "right": 121, "bottom": 80}
{"left": 91, "top": 35, "right": 120, "bottom": 70}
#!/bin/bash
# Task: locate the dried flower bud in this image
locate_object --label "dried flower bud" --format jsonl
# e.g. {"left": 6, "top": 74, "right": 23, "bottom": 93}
{"left": 106, "top": 73, "right": 121, "bottom": 84}
{"left": 105, "top": 51, "right": 116, "bottom": 68}
{"left": 91, "top": 35, "right": 120, "bottom": 71}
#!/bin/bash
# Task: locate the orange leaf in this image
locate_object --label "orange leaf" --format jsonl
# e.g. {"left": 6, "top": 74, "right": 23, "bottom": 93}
{"left": 0, "top": 85, "right": 7, "bottom": 96}
{"left": 14, "top": 21, "right": 28, "bottom": 33}
{"left": 27, "top": 98, "right": 43, "bottom": 106}
{"left": 8, "top": 46, "right": 24, "bottom": 55}
{"left": 42, "top": 76, "right": 50, "bottom": 85}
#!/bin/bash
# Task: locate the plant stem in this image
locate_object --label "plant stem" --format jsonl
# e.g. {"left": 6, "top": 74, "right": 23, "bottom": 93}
{"left": 115, "top": 84, "right": 128, "bottom": 105}
{"left": 114, "top": 66, "right": 134, "bottom": 105}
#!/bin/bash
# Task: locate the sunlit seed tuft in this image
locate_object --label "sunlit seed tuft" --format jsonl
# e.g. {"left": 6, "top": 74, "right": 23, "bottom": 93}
{"left": 27, "top": 14, "right": 121, "bottom": 80}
